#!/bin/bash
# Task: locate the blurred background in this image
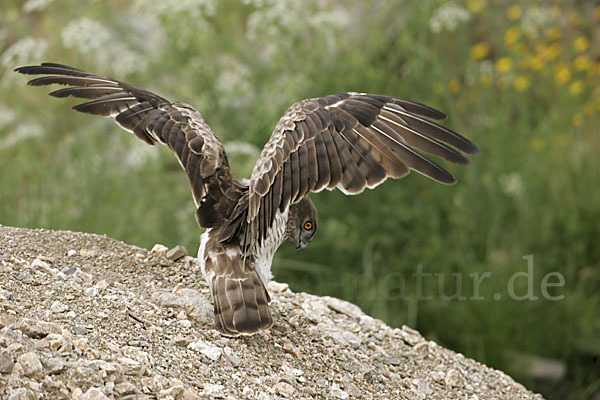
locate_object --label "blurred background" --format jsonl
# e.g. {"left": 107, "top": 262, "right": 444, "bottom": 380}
{"left": 1, "top": 0, "right": 598, "bottom": 398}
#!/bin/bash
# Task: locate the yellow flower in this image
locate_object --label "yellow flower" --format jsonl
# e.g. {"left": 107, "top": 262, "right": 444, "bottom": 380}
{"left": 569, "top": 80, "right": 583, "bottom": 95}
{"left": 546, "top": 26, "right": 562, "bottom": 41}
{"left": 596, "top": 7, "right": 600, "bottom": 21}
{"left": 448, "top": 78, "right": 461, "bottom": 95}
{"left": 513, "top": 75, "right": 531, "bottom": 91}
{"left": 547, "top": 43, "right": 562, "bottom": 61}
{"left": 468, "top": 0, "right": 486, "bottom": 13}
{"left": 496, "top": 57, "right": 513, "bottom": 73}
{"left": 573, "top": 55, "right": 591, "bottom": 72}
{"left": 571, "top": 113, "right": 583, "bottom": 127}
{"left": 529, "top": 56, "right": 545, "bottom": 71}
{"left": 530, "top": 138, "right": 546, "bottom": 152}
{"left": 471, "top": 42, "right": 490, "bottom": 60}
{"left": 479, "top": 73, "right": 493, "bottom": 88}
{"left": 569, "top": 12, "right": 582, "bottom": 26}
{"left": 554, "top": 65, "right": 571, "bottom": 85}
{"left": 507, "top": 5, "right": 522, "bottom": 20}
{"left": 504, "top": 26, "right": 520, "bottom": 47}
{"left": 573, "top": 36, "right": 590, "bottom": 53}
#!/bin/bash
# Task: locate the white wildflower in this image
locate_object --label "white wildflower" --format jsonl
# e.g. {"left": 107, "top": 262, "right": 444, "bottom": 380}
{"left": 499, "top": 173, "right": 525, "bottom": 199}
{"left": 0, "top": 36, "right": 48, "bottom": 69}
{"left": 0, "top": 122, "right": 43, "bottom": 150}
{"left": 224, "top": 141, "right": 260, "bottom": 158}
{"left": 520, "top": 6, "right": 560, "bottom": 39}
{"left": 133, "top": 0, "right": 216, "bottom": 18}
{"left": 22, "top": 0, "right": 55, "bottom": 13}
{"left": 0, "top": 106, "right": 17, "bottom": 130}
{"left": 429, "top": 3, "right": 470, "bottom": 34}
{"left": 122, "top": 142, "right": 159, "bottom": 169}
{"left": 61, "top": 18, "right": 147, "bottom": 75}
{"left": 215, "top": 56, "right": 253, "bottom": 108}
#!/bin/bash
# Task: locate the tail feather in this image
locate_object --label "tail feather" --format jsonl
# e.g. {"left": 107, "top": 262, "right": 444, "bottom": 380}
{"left": 212, "top": 272, "right": 273, "bottom": 336}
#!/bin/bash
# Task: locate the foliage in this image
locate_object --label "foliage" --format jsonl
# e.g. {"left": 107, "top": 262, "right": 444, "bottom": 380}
{"left": 1, "top": 0, "right": 598, "bottom": 397}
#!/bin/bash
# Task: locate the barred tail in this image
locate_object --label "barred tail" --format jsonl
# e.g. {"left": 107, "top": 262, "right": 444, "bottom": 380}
{"left": 212, "top": 272, "right": 273, "bottom": 336}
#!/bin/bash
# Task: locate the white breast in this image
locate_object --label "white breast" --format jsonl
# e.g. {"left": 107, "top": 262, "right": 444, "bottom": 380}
{"left": 197, "top": 229, "right": 213, "bottom": 286}
{"left": 254, "top": 208, "right": 289, "bottom": 285}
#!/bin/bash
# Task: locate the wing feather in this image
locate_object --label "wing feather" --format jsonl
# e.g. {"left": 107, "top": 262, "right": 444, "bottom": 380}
{"left": 248, "top": 93, "right": 478, "bottom": 233}
{"left": 16, "top": 63, "right": 243, "bottom": 229}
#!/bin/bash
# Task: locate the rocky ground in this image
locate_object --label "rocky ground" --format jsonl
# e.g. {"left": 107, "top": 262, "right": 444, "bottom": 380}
{"left": 0, "top": 225, "right": 542, "bottom": 399}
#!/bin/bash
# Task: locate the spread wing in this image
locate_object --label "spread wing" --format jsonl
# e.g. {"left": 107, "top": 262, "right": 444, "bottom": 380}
{"left": 15, "top": 63, "right": 243, "bottom": 228}
{"left": 248, "top": 92, "right": 479, "bottom": 240}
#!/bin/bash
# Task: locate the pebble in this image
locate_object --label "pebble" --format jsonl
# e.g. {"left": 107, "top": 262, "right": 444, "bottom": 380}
{"left": 0, "top": 349, "right": 15, "bottom": 373}
{"left": 50, "top": 301, "right": 68, "bottom": 313}
{"left": 79, "top": 387, "right": 110, "bottom": 400}
{"left": 150, "top": 244, "right": 168, "bottom": 257}
{"left": 445, "top": 369, "right": 465, "bottom": 387}
{"left": 274, "top": 381, "right": 295, "bottom": 397}
{"left": 329, "top": 383, "right": 349, "bottom": 399}
{"left": 201, "top": 384, "right": 225, "bottom": 398}
{"left": 188, "top": 340, "right": 222, "bottom": 361}
{"left": 324, "top": 296, "right": 364, "bottom": 320}
{"left": 0, "top": 288, "right": 13, "bottom": 300}
{"left": 7, "top": 388, "right": 36, "bottom": 400}
{"left": 16, "top": 351, "right": 43, "bottom": 377}
{"left": 166, "top": 245, "right": 187, "bottom": 261}
{"left": 267, "top": 281, "right": 289, "bottom": 293}
{"left": 42, "top": 357, "right": 66, "bottom": 375}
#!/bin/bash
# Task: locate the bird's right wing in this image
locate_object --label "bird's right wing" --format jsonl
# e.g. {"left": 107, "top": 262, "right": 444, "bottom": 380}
{"left": 16, "top": 63, "right": 243, "bottom": 228}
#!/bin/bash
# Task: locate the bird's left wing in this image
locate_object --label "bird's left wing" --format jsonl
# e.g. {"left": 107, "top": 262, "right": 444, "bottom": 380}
{"left": 16, "top": 63, "right": 242, "bottom": 228}
{"left": 248, "top": 92, "right": 479, "bottom": 242}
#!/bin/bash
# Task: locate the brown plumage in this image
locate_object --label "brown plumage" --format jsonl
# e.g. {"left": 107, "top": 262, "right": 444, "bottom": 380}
{"left": 16, "top": 63, "right": 478, "bottom": 336}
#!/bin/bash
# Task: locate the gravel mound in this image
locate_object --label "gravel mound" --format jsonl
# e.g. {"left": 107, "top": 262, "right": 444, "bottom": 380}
{"left": 0, "top": 225, "right": 542, "bottom": 399}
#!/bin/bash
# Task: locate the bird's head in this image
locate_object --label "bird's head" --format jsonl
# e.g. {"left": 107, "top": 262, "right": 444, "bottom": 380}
{"left": 286, "top": 196, "right": 318, "bottom": 251}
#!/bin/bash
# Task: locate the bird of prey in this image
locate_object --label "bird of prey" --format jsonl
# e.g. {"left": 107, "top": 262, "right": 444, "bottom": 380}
{"left": 16, "top": 63, "right": 478, "bottom": 336}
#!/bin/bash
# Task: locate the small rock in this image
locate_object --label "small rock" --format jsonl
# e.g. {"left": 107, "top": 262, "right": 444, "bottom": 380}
{"left": 17, "top": 351, "right": 43, "bottom": 377}
{"left": 79, "top": 387, "right": 110, "bottom": 400}
{"left": 114, "top": 381, "right": 137, "bottom": 396}
{"left": 0, "top": 288, "right": 12, "bottom": 300}
{"left": 117, "top": 357, "right": 142, "bottom": 375}
{"left": 414, "top": 341, "right": 430, "bottom": 356}
{"left": 267, "top": 281, "right": 289, "bottom": 293}
{"left": 50, "top": 301, "right": 68, "bottom": 313}
{"left": 7, "top": 388, "right": 36, "bottom": 400}
{"left": 31, "top": 257, "right": 56, "bottom": 274}
{"left": 150, "top": 244, "right": 168, "bottom": 257}
{"left": 274, "top": 381, "right": 295, "bottom": 397}
{"left": 182, "top": 388, "right": 202, "bottom": 400}
{"left": 42, "top": 357, "right": 66, "bottom": 375}
{"left": 14, "top": 318, "right": 62, "bottom": 338}
{"left": 223, "top": 346, "right": 241, "bottom": 367}
{"left": 64, "top": 267, "right": 78, "bottom": 275}
{"left": 0, "top": 349, "right": 15, "bottom": 373}
{"left": 324, "top": 296, "right": 364, "bottom": 319}
{"left": 95, "top": 280, "right": 109, "bottom": 290}
{"left": 201, "top": 384, "right": 225, "bottom": 398}
{"left": 444, "top": 369, "right": 465, "bottom": 387}
{"left": 188, "top": 340, "right": 222, "bottom": 361}
{"left": 73, "top": 269, "right": 93, "bottom": 285}
{"left": 329, "top": 383, "right": 349, "bottom": 399}
{"left": 166, "top": 245, "right": 187, "bottom": 261}
{"left": 67, "top": 249, "right": 77, "bottom": 257}
{"left": 401, "top": 325, "right": 424, "bottom": 345}
{"left": 73, "top": 337, "right": 88, "bottom": 353}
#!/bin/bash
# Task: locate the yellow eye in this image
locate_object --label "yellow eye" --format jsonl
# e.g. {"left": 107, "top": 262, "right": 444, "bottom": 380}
{"left": 304, "top": 221, "right": 313, "bottom": 230}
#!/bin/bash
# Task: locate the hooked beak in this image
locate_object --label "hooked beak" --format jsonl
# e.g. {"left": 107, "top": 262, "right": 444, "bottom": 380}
{"left": 296, "top": 237, "right": 308, "bottom": 252}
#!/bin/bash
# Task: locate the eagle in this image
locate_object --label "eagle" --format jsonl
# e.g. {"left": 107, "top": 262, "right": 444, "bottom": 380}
{"left": 16, "top": 63, "right": 478, "bottom": 336}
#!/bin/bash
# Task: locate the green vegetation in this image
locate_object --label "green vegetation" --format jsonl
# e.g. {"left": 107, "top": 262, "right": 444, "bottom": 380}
{"left": 1, "top": 0, "right": 598, "bottom": 398}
